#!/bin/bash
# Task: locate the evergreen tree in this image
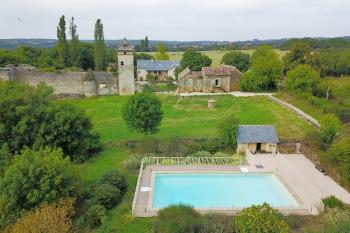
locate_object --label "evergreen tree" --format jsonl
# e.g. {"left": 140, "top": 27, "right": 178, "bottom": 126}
{"left": 144, "top": 36, "right": 149, "bottom": 52}
{"left": 69, "top": 17, "right": 81, "bottom": 67}
{"left": 94, "top": 19, "right": 106, "bottom": 71}
{"left": 56, "top": 15, "right": 69, "bottom": 67}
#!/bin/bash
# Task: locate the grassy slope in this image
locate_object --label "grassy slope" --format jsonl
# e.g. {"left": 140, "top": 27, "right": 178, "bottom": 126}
{"left": 145, "top": 49, "right": 288, "bottom": 67}
{"left": 64, "top": 95, "right": 316, "bottom": 232}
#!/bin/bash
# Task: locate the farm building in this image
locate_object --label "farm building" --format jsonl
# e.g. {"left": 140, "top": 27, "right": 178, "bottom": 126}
{"left": 177, "top": 64, "right": 241, "bottom": 93}
{"left": 236, "top": 125, "right": 279, "bottom": 154}
{"left": 136, "top": 60, "right": 180, "bottom": 81}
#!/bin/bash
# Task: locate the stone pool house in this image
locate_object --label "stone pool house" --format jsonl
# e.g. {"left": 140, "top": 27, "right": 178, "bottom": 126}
{"left": 177, "top": 64, "right": 242, "bottom": 93}
{"left": 136, "top": 60, "right": 180, "bottom": 81}
{"left": 236, "top": 125, "right": 279, "bottom": 154}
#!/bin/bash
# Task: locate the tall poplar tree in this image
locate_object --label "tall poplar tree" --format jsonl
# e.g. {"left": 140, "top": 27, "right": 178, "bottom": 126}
{"left": 56, "top": 15, "right": 69, "bottom": 67}
{"left": 69, "top": 17, "right": 81, "bottom": 67}
{"left": 144, "top": 36, "right": 149, "bottom": 52}
{"left": 94, "top": 19, "right": 106, "bottom": 71}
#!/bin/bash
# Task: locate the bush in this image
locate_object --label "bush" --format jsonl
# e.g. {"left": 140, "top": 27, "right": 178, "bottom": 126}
{"left": 199, "top": 213, "right": 234, "bottom": 233}
{"left": 320, "top": 208, "right": 350, "bottom": 230}
{"left": 123, "top": 155, "right": 142, "bottom": 172}
{"left": 86, "top": 204, "right": 106, "bottom": 227}
{"left": 159, "top": 137, "right": 187, "bottom": 157}
{"left": 100, "top": 169, "right": 127, "bottom": 193}
{"left": 91, "top": 183, "right": 121, "bottom": 209}
{"left": 190, "top": 151, "right": 212, "bottom": 157}
{"left": 218, "top": 115, "right": 239, "bottom": 150}
{"left": 322, "top": 196, "right": 344, "bottom": 208}
{"left": 0, "top": 148, "right": 80, "bottom": 227}
{"left": 137, "top": 137, "right": 160, "bottom": 154}
{"left": 122, "top": 91, "right": 163, "bottom": 134}
{"left": 233, "top": 203, "right": 290, "bottom": 233}
{"left": 284, "top": 214, "right": 305, "bottom": 230}
{"left": 153, "top": 205, "right": 201, "bottom": 233}
{"left": 320, "top": 114, "right": 341, "bottom": 149}
{"left": 285, "top": 64, "right": 321, "bottom": 93}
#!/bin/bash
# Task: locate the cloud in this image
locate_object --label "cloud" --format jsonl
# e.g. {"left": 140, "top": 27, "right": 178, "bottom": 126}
{"left": 0, "top": 0, "right": 349, "bottom": 40}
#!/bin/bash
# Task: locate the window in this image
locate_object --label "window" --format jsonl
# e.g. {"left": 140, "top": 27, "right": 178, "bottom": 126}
{"left": 124, "top": 52, "right": 126, "bottom": 55}
{"left": 187, "top": 79, "right": 193, "bottom": 87}
{"left": 214, "top": 79, "right": 220, "bottom": 87}
{"left": 121, "top": 61, "right": 124, "bottom": 66}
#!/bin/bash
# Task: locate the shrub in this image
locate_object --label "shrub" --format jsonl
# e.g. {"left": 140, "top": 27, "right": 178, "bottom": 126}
{"left": 322, "top": 196, "right": 344, "bottom": 208}
{"left": 284, "top": 214, "right": 305, "bottom": 230}
{"left": 159, "top": 137, "right": 187, "bottom": 157}
{"left": 190, "top": 151, "right": 212, "bottom": 157}
{"left": 0, "top": 148, "right": 80, "bottom": 227}
{"left": 91, "top": 183, "right": 121, "bottom": 209}
{"left": 137, "top": 137, "right": 160, "bottom": 154}
{"left": 320, "top": 208, "right": 350, "bottom": 230}
{"left": 213, "top": 152, "right": 229, "bottom": 157}
{"left": 218, "top": 115, "right": 239, "bottom": 150}
{"left": 123, "top": 155, "right": 142, "bottom": 172}
{"left": 199, "top": 213, "right": 234, "bottom": 233}
{"left": 201, "top": 138, "right": 221, "bottom": 153}
{"left": 320, "top": 114, "right": 341, "bottom": 149}
{"left": 100, "top": 169, "right": 127, "bottom": 193}
{"left": 285, "top": 64, "right": 321, "bottom": 93}
{"left": 8, "top": 198, "right": 76, "bottom": 233}
{"left": 153, "top": 205, "right": 201, "bottom": 233}
{"left": 86, "top": 204, "right": 106, "bottom": 227}
{"left": 233, "top": 203, "right": 290, "bottom": 233}
{"left": 122, "top": 91, "right": 163, "bottom": 134}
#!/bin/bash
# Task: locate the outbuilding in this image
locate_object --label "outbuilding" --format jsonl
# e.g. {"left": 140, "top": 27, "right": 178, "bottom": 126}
{"left": 236, "top": 125, "right": 279, "bottom": 155}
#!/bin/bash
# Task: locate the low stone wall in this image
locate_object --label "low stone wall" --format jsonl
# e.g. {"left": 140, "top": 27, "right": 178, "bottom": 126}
{"left": 0, "top": 66, "right": 119, "bottom": 97}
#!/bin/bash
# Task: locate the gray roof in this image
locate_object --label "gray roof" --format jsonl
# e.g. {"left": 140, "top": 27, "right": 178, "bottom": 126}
{"left": 237, "top": 125, "right": 279, "bottom": 144}
{"left": 137, "top": 60, "right": 180, "bottom": 71}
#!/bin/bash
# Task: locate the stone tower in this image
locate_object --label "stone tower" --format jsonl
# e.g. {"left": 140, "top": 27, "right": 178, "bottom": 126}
{"left": 118, "top": 38, "right": 135, "bottom": 95}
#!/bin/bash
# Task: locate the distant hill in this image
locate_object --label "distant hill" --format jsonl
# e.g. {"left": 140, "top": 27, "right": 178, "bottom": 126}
{"left": 0, "top": 36, "right": 349, "bottom": 50}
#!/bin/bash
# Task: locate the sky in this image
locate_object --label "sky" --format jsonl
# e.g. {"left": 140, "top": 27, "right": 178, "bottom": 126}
{"left": 0, "top": 0, "right": 349, "bottom": 41}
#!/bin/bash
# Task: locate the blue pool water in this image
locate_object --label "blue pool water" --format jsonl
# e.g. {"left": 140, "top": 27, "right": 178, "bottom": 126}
{"left": 153, "top": 173, "right": 298, "bottom": 208}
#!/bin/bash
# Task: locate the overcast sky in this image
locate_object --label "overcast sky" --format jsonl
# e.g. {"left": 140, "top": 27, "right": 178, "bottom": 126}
{"left": 0, "top": 0, "right": 349, "bottom": 41}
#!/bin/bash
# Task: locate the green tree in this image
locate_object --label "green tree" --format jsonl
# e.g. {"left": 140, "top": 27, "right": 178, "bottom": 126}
{"left": 282, "top": 42, "right": 313, "bottom": 73}
{"left": 285, "top": 64, "right": 321, "bottom": 93}
{"left": 221, "top": 51, "right": 250, "bottom": 72}
{"left": 69, "top": 17, "right": 81, "bottom": 68}
{"left": 154, "top": 43, "right": 170, "bottom": 60}
{"left": 218, "top": 115, "right": 239, "bottom": 149}
{"left": 240, "top": 45, "right": 283, "bottom": 91}
{"left": 233, "top": 203, "right": 290, "bottom": 233}
{"left": 320, "top": 114, "right": 341, "bottom": 149}
{"left": 180, "top": 48, "right": 212, "bottom": 71}
{"left": 122, "top": 91, "right": 163, "bottom": 134}
{"left": 144, "top": 36, "right": 149, "bottom": 51}
{"left": 56, "top": 15, "right": 69, "bottom": 67}
{"left": 0, "top": 148, "right": 80, "bottom": 227}
{"left": 0, "top": 81, "right": 101, "bottom": 162}
{"left": 94, "top": 19, "right": 106, "bottom": 71}
{"left": 153, "top": 205, "right": 201, "bottom": 233}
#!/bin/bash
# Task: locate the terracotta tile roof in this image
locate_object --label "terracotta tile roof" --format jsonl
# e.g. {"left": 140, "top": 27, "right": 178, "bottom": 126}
{"left": 202, "top": 64, "right": 241, "bottom": 76}
{"left": 178, "top": 68, "right": 202, "bottom": 79}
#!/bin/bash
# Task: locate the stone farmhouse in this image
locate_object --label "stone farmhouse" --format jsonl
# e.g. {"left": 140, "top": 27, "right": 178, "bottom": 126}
{"left": 236, "top": 125, "right": 279, "bottom": 155}
{"left": 136, "top": 60, "right": 180, "bottom": 81}
{"left": 177, "top": 64, "right": 241, "bottom": 93}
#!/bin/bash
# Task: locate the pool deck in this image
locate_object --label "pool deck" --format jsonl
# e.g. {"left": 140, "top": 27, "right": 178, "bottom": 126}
{"left": 132, "top": 154, "right": 350, "bottom": 217}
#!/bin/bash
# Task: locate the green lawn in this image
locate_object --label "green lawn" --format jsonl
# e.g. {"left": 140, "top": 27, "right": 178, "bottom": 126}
{"left": 144, "top": 49, "right": 288, "bottom": 67}
{"left": 64, "top": 94, "right": 316, "bottom": 232}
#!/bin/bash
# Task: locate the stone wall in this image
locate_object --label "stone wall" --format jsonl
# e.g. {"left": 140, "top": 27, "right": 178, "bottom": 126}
{"left": 0, "top": 66, "right": 119, "bottom": 97}
{"left": 118, "top": 51, "right": 135, "bottom": 95}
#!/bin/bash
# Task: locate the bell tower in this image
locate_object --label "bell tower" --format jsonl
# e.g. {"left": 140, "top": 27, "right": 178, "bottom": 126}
{"left": 118, "top": 38, "right": 135, "bottom": 95}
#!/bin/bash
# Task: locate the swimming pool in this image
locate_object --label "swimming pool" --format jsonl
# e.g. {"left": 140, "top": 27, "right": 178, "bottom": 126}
{"left": 152, "top": 173, "right": 299, "bottom": 209}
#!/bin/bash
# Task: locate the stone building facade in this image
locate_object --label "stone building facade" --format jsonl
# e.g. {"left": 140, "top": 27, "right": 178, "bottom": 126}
{"left": 118, "top": 38, "right": 135, "bottom": 95}
{"left": 136, "top": 60, "right": 180, "bottom": 81}
{"left": 177, "top": 65, "right": 241, "bottom": 93}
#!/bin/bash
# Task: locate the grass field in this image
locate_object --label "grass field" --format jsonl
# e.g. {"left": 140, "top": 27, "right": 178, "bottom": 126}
{"left": 64, "top": 95, "right": 317, "bottom": 232}
{"left": 144, "top": 49, "right": 288, "bottom": 67}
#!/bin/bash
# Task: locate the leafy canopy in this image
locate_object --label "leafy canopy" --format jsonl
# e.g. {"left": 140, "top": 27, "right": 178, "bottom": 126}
{"left": 154, "top": 43, "right": 170, "bottom": 60}
{"left": 285, "top": 64, "right": 321, "bottom": 93}
{"left": 221, "top": 51, "right": 250, "bottom": 72}
{"left": 218, "top": 115, "right": 239, "bottom": 149}
{"left": 320, "top": 114, "right": 341, "bottom": 149}
{"left": 122, "top": 91, "right": 163, "bottom": 134}
{"left": 233, "top": 203, "right": 290, "bottom": 233}
{"left": 180, "top": 48, "right": 212, "bottom": 71}
{"left": 0, "top": 148, "right": 80, "bottom": 227}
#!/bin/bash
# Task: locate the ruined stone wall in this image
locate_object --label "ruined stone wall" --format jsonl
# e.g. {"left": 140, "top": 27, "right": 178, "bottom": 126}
{"left": 0, "top": 66, "right": 119, "bottom": 97}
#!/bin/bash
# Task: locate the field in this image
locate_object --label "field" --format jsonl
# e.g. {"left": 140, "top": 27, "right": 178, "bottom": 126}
{"left": 65, "top": 95, "right": 317, "bottom": 232}
{"left": 144, "top": 49, "right": 288, "bottom": 67}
